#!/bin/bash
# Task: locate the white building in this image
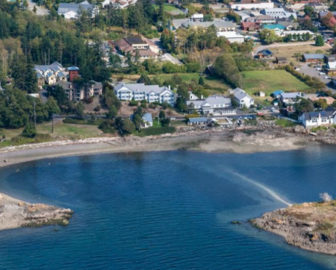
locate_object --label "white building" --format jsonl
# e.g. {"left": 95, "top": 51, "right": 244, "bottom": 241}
{"left": 187, "top": 95, "right": 235, "bottom": 115}
{"left": 274, "top": 29, "right": 314, "bottom": 37}
{"left": 230, "top": 0, "right": 274, "bottom": 11}
{"left": 262, "top": 8, "right": 296, "bottom": 19}
{"left": 190, "top": 13, "right": 204, "bottom": 22}
{"left": 299, "top": 111, "right": 336, "bottom": 128}
{"left": 114, "top": 83, "right": 176, "bottom": 105}
{"left": 232, "top": 88, "right": 254, "bottom": 108}
{"left": 217, "top": 31, "right": 245, "bottom": 43}
{"left": 58, "top": 1, "right": 99, "bottom": 19}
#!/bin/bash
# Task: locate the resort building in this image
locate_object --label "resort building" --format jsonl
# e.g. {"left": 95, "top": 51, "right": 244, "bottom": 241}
{"left": 114, "top": 83, "right": 176, "bottom": 105}
{"left": 262, "top": 8, "right": 296, "bottom": 19}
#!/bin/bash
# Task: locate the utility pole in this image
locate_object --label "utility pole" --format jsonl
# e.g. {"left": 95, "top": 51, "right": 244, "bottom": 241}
{"left": 51, "top": 114, "right": 54, "bottom": 134}
{"left": 33, "top": 100, "right": 36, "bottom": 128}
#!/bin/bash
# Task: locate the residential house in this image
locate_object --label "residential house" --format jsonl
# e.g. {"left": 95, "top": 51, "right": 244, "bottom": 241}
{"left": 230, "top": 0, "right": 274, "bottom": 11}
{"left": 255, "top": 49, "right": 273, "bottom": 59}
{"left": 186, "top": 95, "right": 235, "bottom": 115}
{"left": 58, "top": 1, "right": 99, "bottom": 19}
{"left": 114, "top": 83, "right": 175, "bottom": 105}
{"left": 241, "top": 21, "right": 261, "bottom": 31}
{"left": 101, "top": 0, "right": 137, "bottom": 8}
{"left": 276, "top": 56, "right": 288, "bottom": 65}
{"left": 303, "top": 54, "right": 325, "bottom": 63}
{"left": 55, "top": 80, "right": 102, "bottom": 101}
{"left": 326, "top": 55, "right": 336, "bottom": 76}
{"left": 271, "top": 90, "right": 284, "bottom": 98}
{"left": 190, "top": 13, "right": 204, "bottom": 22}
{"left": 188, "top": 117, "right": 210, "bottom": 126}
{"left": 142, "top": 113, "right": 153, "bottom": 128}
{"left": 232, "top": 88, "right": 254, "bottom": 108}
{"left": 34, "top": 62, "right": 68, "bottom": 87}
{"left": 299, "top": 110, "right": 336, "bottom": 128}
{"left": 114, "top": 36, "right": 159, "bottom": 61}
{"left": 280, "top": 92, "right": 304, "bottom": 105}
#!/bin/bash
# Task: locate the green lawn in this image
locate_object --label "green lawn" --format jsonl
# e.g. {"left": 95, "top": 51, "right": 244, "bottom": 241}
{"left": 152, "top": 73, "right": 229, "bottom": 93}
{"left": 153, "top": 4, "right": 184, "bottom": 15}
{"left": 241, "top": 70, "right": 311, "bottom": 96}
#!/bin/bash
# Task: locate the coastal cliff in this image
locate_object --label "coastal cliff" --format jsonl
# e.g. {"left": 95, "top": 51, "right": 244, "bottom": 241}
{"left": 251, "top": 201, "right": 336, "bottom": 255}
{"left": 0, "top": 193, "right": 73, "bottom": 231}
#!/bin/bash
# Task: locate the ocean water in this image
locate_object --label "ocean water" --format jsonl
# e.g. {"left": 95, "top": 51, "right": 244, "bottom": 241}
{"left": 0, "top": 147, "right": 336, "bottom": 269}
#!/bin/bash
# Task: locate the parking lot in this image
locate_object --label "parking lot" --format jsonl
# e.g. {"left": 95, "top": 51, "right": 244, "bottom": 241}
{"left": 299, "top": 63, "right": 331, "bottom": 84}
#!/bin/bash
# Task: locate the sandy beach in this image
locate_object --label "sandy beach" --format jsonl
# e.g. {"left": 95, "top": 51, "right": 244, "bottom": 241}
{"left": 0, "top": 128, "right": 311, "bottom": 168}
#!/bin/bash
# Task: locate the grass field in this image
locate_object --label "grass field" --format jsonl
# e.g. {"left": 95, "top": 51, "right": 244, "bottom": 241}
{"left": 153, "top": 4, "right": 184, "bottom": 15}
{"left": 0, "top": 122, "right": 103, "bottom": 147}
{"left": 152, "top": 73, "right": 229, "bottom": 93}
{"left": 241, "top": 70, "right": 311, "bottom": 95}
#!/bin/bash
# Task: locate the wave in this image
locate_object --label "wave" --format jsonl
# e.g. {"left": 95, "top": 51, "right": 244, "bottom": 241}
{"left": 227, "top": 170, "right": 292, "bottom": 207}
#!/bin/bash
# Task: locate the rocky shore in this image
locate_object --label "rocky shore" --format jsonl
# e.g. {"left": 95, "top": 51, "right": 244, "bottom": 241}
{"left": 251, "top": 201, "right": 336, "bottom": 255}
{"left": 0, "top": 193, "right": 73, "bottom": 231}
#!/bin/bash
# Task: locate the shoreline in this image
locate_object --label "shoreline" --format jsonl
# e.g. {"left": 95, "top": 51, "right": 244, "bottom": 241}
{"left": 0, "top": 126, "right": 321, "bottom": 232}
{"left": 0, "top": 127, "right": 313, "bottom": 168}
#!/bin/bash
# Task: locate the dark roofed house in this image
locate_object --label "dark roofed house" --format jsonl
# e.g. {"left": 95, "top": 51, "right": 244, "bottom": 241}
{"left": 276, "top": 56, "right": 288, "bottom": 65}
{"left": 256, "top": 49, "right": 273, "bottom": 59}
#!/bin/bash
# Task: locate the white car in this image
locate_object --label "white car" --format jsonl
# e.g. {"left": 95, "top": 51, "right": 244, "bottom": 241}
{"left": 319, "top": 72, "right": 326, "bottom": 76}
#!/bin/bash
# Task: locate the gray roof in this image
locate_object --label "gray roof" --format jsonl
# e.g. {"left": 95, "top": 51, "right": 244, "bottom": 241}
{"left": 281, "top": 92, "right": 303, "bottom": 99}
{"left": 187, "top": 95, "right": 231, "bottom": 108}
{"left": 302, "top": 110, "right": 334, "bottom": 120}
{"left": 115, "top": 83, "right": 170, "bottom": 94}
{"left": 303, "top": 54, "right": 325, "bottom": 60}
{"left": 58, "top": 1, "right": 95, "bottom": 15}
{"left": 142, "top": 113, "right": 153, "bottom": 123}
{"left": 233, "top": 88, "right": 250, "bottom": 100}
{"left": 203, "top": 95, "right": 231, "bottom": 106}
{"left": 172, "top": 18, "right": 237, "bottom": 30}
{"left": 35, "top": 62, "right": 64, "bottom": 74}
{"left": 188, "top": 117, "right": 208, "bottom": 123}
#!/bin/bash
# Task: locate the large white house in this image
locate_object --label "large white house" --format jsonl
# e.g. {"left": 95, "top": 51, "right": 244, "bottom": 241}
{"left": 280, "top": 92, "right": 304, "bottom": 105}
{"left": 299, "top": 111, "right": 336, "bottom": 128}
{"left": 230, "top": 0, "right": 274, "bottom": 10}
{"left": 58, "top": 1, "right": 99, "bottom": 19}
{"left": 232, "top": 88, "right": 254, "bottom": 108}
{"left": 114, "top": 83, "right": 176, "bottom": 105}
{"left": 187, "top": 95, "right": 235, "bottom": 115}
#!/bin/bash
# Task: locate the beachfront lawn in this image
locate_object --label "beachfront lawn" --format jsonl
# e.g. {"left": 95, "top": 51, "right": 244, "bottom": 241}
{"left": 241, "top": 70, "right": 311, "bottom": 96}
{"left": 37, "top": 122, "right": 103, "bottom": 139}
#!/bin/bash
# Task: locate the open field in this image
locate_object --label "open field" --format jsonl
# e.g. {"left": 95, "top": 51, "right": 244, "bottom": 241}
{"left": 242, "top": 70, "right": 312, "bottom": 95}
{"left": 1, "top": 122, "right": 103, "bottom": 143}
{"left": 153, "top": 4, "right": 184, "bottom": 15}
{"left": 255, "top": 42, "right": 331, "bottom": 64}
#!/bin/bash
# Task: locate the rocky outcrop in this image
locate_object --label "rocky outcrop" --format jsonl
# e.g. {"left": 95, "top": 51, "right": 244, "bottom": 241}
{"left": 0, "top": 193, "right": 73, "bottom": 231}
{"left": 251, "top": 201, "right": 336, "bottom": 255}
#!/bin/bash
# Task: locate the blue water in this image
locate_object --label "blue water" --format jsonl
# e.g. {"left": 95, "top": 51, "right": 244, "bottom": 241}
{"left": 0, "top": 148, "right": 336, "bottom": 269}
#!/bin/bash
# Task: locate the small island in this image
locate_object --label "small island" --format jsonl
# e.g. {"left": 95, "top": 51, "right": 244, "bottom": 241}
{"left": 0, "top": 193, "right": 73, "bottom": 231}
{"left": 251, "top": 197, "right": 336, "bottom": 255}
